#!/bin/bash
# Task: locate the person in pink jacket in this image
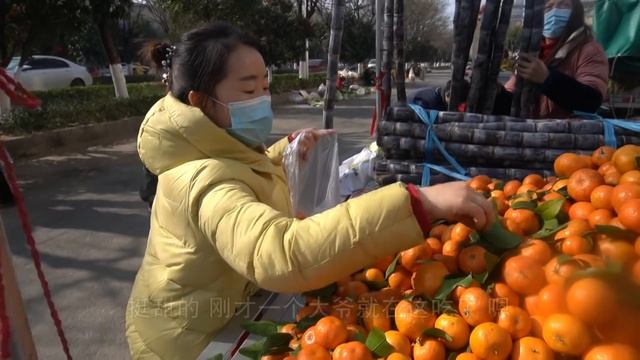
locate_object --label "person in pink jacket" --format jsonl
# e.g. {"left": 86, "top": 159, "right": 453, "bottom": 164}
{"left": 503, "top": 0, "right": 609, "bottom": 118}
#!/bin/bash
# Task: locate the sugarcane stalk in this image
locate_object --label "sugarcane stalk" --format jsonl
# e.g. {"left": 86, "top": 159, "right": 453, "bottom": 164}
{"left": 394, "top": 0, "right": 407, "bottom": 103}
{"left": 466, "top": 0, "right": 501, "bottom": 113}
{"left": 383, "top": 0, "right": 394, "bottom": 109}
{"left": 449, "top": 0, "right": 481, "bottom": 112}
{"left": 483, "top": 0, "right": 515, "bottom": 114}
{"left": 520, "top": 0, "right": 544, "bottom": 118}
{"left": 511, "top": 0, "right": 534, "bottom": 117}
{"left": 323, "top": 0, "right": 346, "bottom": 129}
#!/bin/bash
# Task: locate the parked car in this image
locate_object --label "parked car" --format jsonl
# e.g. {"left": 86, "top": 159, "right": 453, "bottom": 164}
{"left": 308, "top": 59, "right": 327, "bottom": 73}
{"left": 7, "top": 56, "right": 93, "bottom": 91}
{"left": 367, "top": 59, "right": 377, "bottom": 68}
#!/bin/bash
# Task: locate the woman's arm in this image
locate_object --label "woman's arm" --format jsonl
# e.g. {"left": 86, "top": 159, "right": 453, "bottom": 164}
{"left": 540, "top": 68, "right": 603, "bottom": 113}
{"left": 196, "top": 181, "right": 428, "bottom": 293}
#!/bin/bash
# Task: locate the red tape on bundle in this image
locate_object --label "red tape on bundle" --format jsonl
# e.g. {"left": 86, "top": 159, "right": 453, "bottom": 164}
{"left": 0, "top": 68, "right": 41, "bottom": 110}
{"left": 0, "top": 251, "right": 9, "bottom": 359}
{"left": 0, "top": 143, "right": 72, "bottom": 359}
{"left": 369, "top": 71, "right": 387, "bottom": 137}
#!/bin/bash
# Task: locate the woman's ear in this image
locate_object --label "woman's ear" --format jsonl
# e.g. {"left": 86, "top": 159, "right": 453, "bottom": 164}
{"left": 187, "top": 90, "right": 204, "bottom": 108}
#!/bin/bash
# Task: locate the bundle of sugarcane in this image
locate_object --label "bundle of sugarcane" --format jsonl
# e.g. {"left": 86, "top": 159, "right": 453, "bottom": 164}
{"left": 483, "top": 0, "right": 515, "bottom": 114}
{"left": 449, "top": 0, "right": 482, "bottom": 111}
{"left": 511, "top": 0, "right": 544, "bottom": 118}
{"left": 374, "top": 159, "right": 555, "bottom": 186}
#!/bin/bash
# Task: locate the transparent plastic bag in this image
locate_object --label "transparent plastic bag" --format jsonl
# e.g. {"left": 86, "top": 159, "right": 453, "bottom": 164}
{"left": 283, "top": 132, "right": 341, "bottom": 218}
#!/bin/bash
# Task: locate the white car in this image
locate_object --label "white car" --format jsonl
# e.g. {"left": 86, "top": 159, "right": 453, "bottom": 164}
{"left": 7, "top": 56, "right": 93, "bottom": 91}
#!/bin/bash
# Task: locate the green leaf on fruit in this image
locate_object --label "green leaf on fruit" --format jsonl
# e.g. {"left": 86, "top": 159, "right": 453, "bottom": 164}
{"left": 365, "top": 328, "right": 395, "bottom": 358}
{"left": 535, "top": 198, "right": 565, "bottom": 221}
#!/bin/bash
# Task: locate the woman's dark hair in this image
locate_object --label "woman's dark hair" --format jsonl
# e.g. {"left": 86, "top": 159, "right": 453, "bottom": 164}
{"left": 141, "top": 23, "right": 262, "bottom": 103}
{"left": 546, "top": 0, "right": 590, "bottom": 62}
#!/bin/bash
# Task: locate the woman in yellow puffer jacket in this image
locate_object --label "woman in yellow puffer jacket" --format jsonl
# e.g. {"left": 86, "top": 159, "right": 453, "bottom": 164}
{"left": 126, "top": 23, "right": 495, "bottom": 359}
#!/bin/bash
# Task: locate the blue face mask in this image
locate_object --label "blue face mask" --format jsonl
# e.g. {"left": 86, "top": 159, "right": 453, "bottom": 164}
{"left": 210, "top": 95, "right": 273, "bottom": 147}
{"left": 543, "top": 8, "right": 572, "bottom": 39}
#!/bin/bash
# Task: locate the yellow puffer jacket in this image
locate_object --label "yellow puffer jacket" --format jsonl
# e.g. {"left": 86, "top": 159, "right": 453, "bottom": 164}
{"left": 126, "top": 94, "right": 426, "bottom": 359}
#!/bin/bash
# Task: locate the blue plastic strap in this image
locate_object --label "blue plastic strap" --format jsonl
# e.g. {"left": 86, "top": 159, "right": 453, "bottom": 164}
{"left": 409, "top": 104, "right": 468, "bottom": 185}
{"left": 574, "top": 111, "right": 640, "bottom": 149}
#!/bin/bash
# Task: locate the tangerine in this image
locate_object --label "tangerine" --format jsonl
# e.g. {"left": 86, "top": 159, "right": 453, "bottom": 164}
{"left": 469, "top": 322, "right": 513, "bottom": 360}
{"left": 568, "top": 169, "right": 605, "bottom": 202}
{"left": 591, "top": 146, "right": 616, "bottom": 167}
{"left": 411, "top": 261, "right": 450, "bottom": 298}
{"left": 612, "top": 144, "right": 640, "bottom": 174}
{"left": 542, "top": 313, "right": 592, "bottom": 356}
{"left": 555, "top": 153, "right": 591, "bottom": 178}
{"left": 458, "top": 245, "right": 488, "bottom": 274}
{"left": 566, "top": 277, "right": 617, "bottom": 325}
{"left": 434, "top": 313, "right": 471, "bottom": 350}
{"left": 511, "top": 336, "right": 554, "bottom": 360}
{"left": 503, "top": 256, "right": 546, "bottom": 295}
{"left": 459, "top": 287, "right": 495, "bottom": 326}
{"left": 332, "top": 341, "right": 373, "bottom": 360}
{"left": 497, "top": 305, "right": 532, "bottom": 340}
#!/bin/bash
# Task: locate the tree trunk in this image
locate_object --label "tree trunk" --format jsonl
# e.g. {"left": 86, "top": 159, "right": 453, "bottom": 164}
{"left": 98, "top": 18, "right": 129, "bottom": 99}
{"left": 382, "top": 0, "right": 394, "bottom": 109}
{"left": 323, "top": 0, "right": 345, "bottom": 129}
{"left": 393, "top": 0, "right": 406, "bottom": 103}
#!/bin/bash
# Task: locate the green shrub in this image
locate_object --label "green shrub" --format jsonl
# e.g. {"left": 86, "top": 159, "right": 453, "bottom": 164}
{"left": 1, "top": 75, "right": 327, "bottom": 135}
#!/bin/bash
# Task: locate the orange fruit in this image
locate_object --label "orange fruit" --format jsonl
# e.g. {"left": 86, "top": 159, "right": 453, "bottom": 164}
{"left": 376, "top": 287, "right": 403, "bottom": 306}
{"left": 459, "top": 288, "right": 495, "bottom": 326}
{"left": 301, "top": 326, "right": 320, "bottom": 348}
{"left": 573, "top": 253, "right": 606, "bottom": 269}
{"left": 595, "top": 308, "right": 640, "bottom": 346}
{"left": 388, "top": 269, "right": 412, "bottom": 292}
{"left": 523, "top": 174, "right": 546, "bottom": 189}
{"left": 590, "top": 185, "right": 614, "bottom": 210}
{"left": 555, "top": 219, "right": 592, "bottom": 240}
{"left": 511, "top": 337, "right": 554, "bottom": 360}
{"left": 434, "top": 313, "right": 470, "bottom": 350}
{"left": 592, "top": 146, "right": 616, "bottom": 167}
{"left": 620, "top": 170, "right": 640, "bottom": 185}
{"left": 516, "top": 184, "right": 539, "bottom": 196}
{"left": 619, "top": 198, "right": 640, "bottom": 233}
{"left": 529, "top": 315, "right": 545, "bottom": 338}
{"left": 432, "top": 253, "right": 459, "bottom": 274}
{"left": 497, "top": 305, "right": 532, "bottom": 340}
{"left": 542, "top": 313, "right": 592, "bottom": 355}
{"left": 469, "top": 322, "right": 513, "bottom": 360}
{"left": 394, "top": 300, "right": 436, "bottom": 341}
{"left": 552, "top": 178, "right": 569, "bottom": 190}
{"left": 583, "top": 343, "right": 640, "bottom": 360}
{"left": 612, "top": 144, "right": 640, "bottom": 173}
{"left": 611, "top": 183, "right": 640, "bottom": 212}
{"left": 364, "top": 268, "right": 385, "bottom": 283}
{"left": 363, "top": 303, "right": 391, "bottom": 332}
{"left": 633, "top": 259, "right": 640, "bottom": 285}
{"left": 504, "top": 180, "right": 522, "bottom": 197}
{"left": 442, "top": 240, "right": 463, "bottom": 257}
{"left": 555, "top": 153, "right": 591, "bottom": 178}
{"left": 280, "top": 323, "right": 298, "bottom": 337}
{"left": 544, "top": 256, "right": 581, "bottom": 287}
{"left": 469, "top": 175, "right": 493, "bottom": 192}
{"left": 425, "top": 237, "right": 443, "bottom": 255}
{"left": 568, "top": 169, "right": 605, "bottom": 202}
{"left": 490, "top": 282, "right": 520, "bottom": 308}
{"left": 312, "top": 316, "right": 349, "bottom": 350}
{"left": 451, "top": 223, "right": 474, "bottom": 243}
{"left": 411, "top": 261, "right": 449, "bottom": 298}
{"left": 561, "top": 235, "right": 593, "bottom": 255}
{"left": 492, "top": 190, "right": 510, "bottom": 215}
{"left": 636, "top": 236, "right": 640, "bottom": 256}
{"left": 609, "top": 217, "right": 627, "bottom": 229}
{"left": 413, "top": 339, "right": 446, "bottom": 360}
{"left": 568, "top": 201, "right": 595, "bottom": 221}
{"left": 346, "top": 324, "right": 367, "bottom": 342}
{"left": 332, "top": 341, "right": 373, "bottom": 360}
{"left": 604, "top": 169, "right": 621, "bottom": 186}
{"left": 399, "top": 244, "right": 432, "bottom": 273}
{"left": 386, "top": 353, "right": 411, "bottom": 360}
{"left": 337, "top": 281, "right": 369, "bottom": 300}
{"left": 598, "top": 161, "right": 616, "bottom": 175}
{"left": 458, "top": 245, "right": 488, "bottom": 274}
{"left": 588, "top": 208, "right": 614, "bottom": 228}
{"left": 372, "top": 256, "right": 395, "bottom": 272}
{"left": 523, "top": 295, "right": 541, "bottom": 317}
{"left": 566, "top": 278, "right": 617, "bottom": 325}
{"left": 536, "top": 283, "right": 566, "bottom": 317}
{"left": 331, "top": 299, "right": 358, "bottom": 325}
{"left": 503, "top": 256, "right": 546, "bottom": 295}
{"left": 297, "top": 344, "right": 331, "bottom": 360}
{"left": 596, "top": 239, "right": 637, "bottom": 270}
{"left": 519, "top": 240, "right": 553, "bottom": 265}
{"left": 504, "top": 209, "right": 541, "bottom": 237}
{"left": 455, "top": 353, "right": 480, "bottom": 360}
{"left": 430, "top": 224, "right": 449, "bottom": 239}
{"left": 452, "top": 279, "right": 481, "bottom": 303}
{"left": 384, "top": 330, "right": 411, "bottom": 356}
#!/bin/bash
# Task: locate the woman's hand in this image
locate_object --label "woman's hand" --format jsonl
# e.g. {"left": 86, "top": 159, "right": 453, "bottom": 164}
{"left": 418, "top": 181, "right": 496, "bottom": 230}
{"left": 517, "top": 54, "right": 549, "bottom": 84}
{"left": 291, "top": 128, "right": 336, "bottom": 161}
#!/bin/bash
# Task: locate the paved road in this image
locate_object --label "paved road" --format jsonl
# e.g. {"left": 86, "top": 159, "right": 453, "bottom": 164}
{"left": 1, "top": 74, "right": 450, "bottom": 359}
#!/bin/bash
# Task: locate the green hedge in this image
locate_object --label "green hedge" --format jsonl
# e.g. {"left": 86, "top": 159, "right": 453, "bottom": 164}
{"left": 0, "top": 74, "right": 327, "bottom": 135}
